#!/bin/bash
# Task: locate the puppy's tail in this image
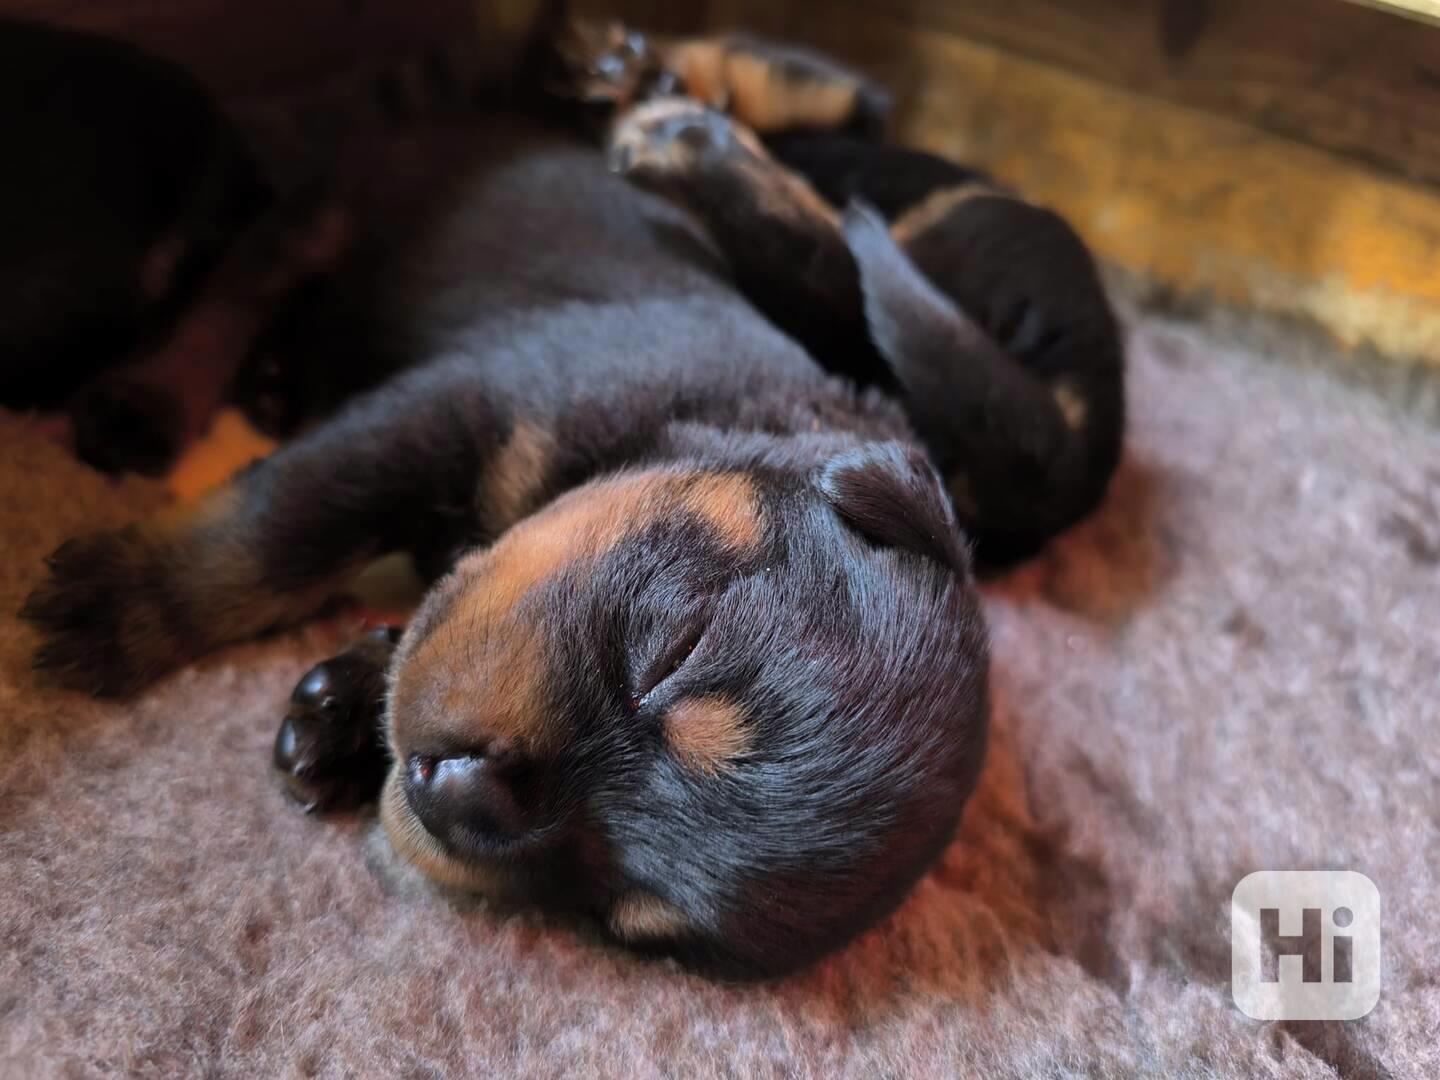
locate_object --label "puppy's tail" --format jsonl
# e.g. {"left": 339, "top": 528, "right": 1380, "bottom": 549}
{"left": 841, "top": 201, "right": 1122, "bottom": 564}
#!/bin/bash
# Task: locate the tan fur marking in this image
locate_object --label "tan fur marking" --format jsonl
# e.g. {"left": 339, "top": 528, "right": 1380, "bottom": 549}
{"left": 661, "top": 40, "right": 730, "bottom": 109}
{"left": 723, "top": 51, "right": 857, "bottom": 134}
{"left": 715, "top": 118, "right": 840, "bottom": 229}
{"left": 171, "top": 483, "right": 365, "bottom": 638}
{"left": 396, "top": 470, "right": 761, "bottom": 758}
{"left": 157, "top": 482, "right": 361, "bottom": 640}
{"left": 483, "top": 420, "right": 555, "bottom": 532}
{"left": 664, "top": 696, "right": 752, "bottom": 773}
{"left": 607, "top": 892, "right": 692, "bottom": 942}
{"left": 890, "top": 183, "right": 1009, "bottom": 247}
{"left": 1053, "top": 382, "right": 1089, "bottom": 431}
{"left": 679, "top": 472, "right": 761, "bottom": 550}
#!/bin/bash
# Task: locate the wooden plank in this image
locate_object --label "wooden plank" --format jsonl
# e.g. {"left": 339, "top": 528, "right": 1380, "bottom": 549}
{"left": 1342, "top": 0, "right": 1440, "bottom": 26}
{"left": 602, "top": 0, "right": 1440, "bottom": 362}
{"left": 696, "top": 0, "right": 1440, "bottom": 187}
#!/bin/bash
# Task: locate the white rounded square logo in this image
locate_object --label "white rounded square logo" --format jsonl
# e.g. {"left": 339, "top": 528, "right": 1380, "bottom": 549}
{"left": 1231, "top": 870, "right": 1381, "bottom": 1021}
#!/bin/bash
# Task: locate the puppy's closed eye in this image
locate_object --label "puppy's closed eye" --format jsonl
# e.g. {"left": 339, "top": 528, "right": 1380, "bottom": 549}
{"left": 632, "top": 610, "right": 710, "bottom": 707}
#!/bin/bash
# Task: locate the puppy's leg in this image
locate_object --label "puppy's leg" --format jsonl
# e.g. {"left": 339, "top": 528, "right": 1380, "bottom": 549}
{"left": 610, "top": 98, "right": 876, "bottom": 382}
{"left": 68, "top": 192, "right": 351, "bottom": 477}
{"left": 611, "top": 101, "right": 1124, "bottom": 558}
{"left": 658, "top": 32, "right": 891, "bottom": 138}
{"left": 545, "top": 20, "right": 888, "bottom": 137}
{"left": 274, "top": 625, "right": 400, "bottom": 812}
{"left": 841, "top": 204, "right": 1125, "bottom": 563}
{"left": 22, "top": 358, "right": 519, "bottom": 697}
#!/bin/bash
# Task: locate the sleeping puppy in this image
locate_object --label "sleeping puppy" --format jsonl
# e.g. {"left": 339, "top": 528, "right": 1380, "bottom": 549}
{"left": 21, "top": 46, "right": 1121, "bottom": 977}
{"left": 23, "top": 116, "right": 989, "bottom": 977}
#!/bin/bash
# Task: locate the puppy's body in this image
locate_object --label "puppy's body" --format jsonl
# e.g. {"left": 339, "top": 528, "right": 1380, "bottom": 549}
{"left": 236, "top": 122, "right": 861, "bottom": 443}
{"left": 22, "top": 34, "right": 1121, "bottom": 978}
{"left": 545, "top": 24, "right": 1124, "bottom": 563}
{"left": 25, "top": 116, "right": 990, "bottom": 976}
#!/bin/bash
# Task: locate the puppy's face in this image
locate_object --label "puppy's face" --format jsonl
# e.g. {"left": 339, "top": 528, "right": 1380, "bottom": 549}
{"left": 381, "top": 444, "right": 989, "bottom": 977}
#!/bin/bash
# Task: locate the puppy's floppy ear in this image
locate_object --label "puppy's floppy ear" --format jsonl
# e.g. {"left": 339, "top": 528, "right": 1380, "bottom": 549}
{"left": 842, "top": 201, "right": 979, "bottom": 385}
{"left": 818, "top": 441, "right": 969, "bottom": 573}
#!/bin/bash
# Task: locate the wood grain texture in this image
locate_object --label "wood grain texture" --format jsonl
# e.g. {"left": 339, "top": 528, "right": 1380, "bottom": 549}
{"left": 1342, "top": 0, "right": 1440, "bottom": 26}
{"left": 592, "top": 0, "right": 1440, "bottom": 362}
{"left": 697, "top": 0, "right": 1440, "bottom": 186}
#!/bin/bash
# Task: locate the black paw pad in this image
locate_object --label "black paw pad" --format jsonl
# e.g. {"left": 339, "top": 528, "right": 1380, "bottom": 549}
{"left": 274, "top": 633, "right": 399, "bottom": 813}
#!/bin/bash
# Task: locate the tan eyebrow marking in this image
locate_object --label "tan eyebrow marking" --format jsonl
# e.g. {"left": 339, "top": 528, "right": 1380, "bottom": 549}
{"left": 664, "top": 695, "right": 752, "bottom": 774}
{"left": 890, "top": 182, "right": 1010, "bottom": 247}
{"left": 1053, "top": 381, "right": 1088, "bottom": 431}
{"left": 678, "top": 472, "right": 761, "bottom": 550}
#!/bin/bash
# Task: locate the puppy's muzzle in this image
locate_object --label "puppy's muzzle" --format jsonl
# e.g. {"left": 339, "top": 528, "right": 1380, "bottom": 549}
{"left": 403, "top": 746, "right": 532, "bottom": 852}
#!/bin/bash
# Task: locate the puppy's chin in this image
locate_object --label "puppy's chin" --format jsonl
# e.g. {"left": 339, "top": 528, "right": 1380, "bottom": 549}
{"left": 379, "top": 768, "right": 507, "bottom": 893}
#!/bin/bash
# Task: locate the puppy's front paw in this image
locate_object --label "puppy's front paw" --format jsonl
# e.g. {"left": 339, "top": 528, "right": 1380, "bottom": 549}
{"left": 274, "top": 626, "right": 398, "bottom": 812}
{"left": 20, "top": 528, "right": 181, "bottom": 697}
{"left": 607, "top": 97, "right": 757, "bottom": 182}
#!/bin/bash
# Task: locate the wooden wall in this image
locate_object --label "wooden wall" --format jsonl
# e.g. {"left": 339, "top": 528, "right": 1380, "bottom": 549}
{"left": 582, "top": 0, "right": 1440, "bottom": 365}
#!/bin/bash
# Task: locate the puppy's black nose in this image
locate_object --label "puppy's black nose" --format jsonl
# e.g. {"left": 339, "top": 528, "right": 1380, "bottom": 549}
{"left": 403, "top": 748, "right": 530, "bottom": 847}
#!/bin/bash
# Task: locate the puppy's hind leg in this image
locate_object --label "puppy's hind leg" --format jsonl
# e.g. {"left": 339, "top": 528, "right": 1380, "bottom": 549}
{"left": 841, "top": 204, "right": 1123, "bottom": 562}
{"left": 609, "top": 99, "right": 876, "bottom": 382}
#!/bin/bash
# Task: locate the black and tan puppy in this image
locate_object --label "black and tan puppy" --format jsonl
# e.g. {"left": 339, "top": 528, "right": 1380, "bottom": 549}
{"left": 24, "top": 117, "right": 989, "bottom": 977}
{"left": 22, "top": 38, "right": 1121, "bottom": 976}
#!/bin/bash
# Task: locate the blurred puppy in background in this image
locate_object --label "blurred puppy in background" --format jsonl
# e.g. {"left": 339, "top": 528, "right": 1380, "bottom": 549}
{"left": 0, "top": 18, "right": 347, "bottom": 476}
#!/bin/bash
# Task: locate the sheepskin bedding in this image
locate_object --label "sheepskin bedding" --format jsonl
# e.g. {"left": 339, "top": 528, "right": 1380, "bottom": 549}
{"left": 2, "top": 306, "right": 1437, "bottom": 1078}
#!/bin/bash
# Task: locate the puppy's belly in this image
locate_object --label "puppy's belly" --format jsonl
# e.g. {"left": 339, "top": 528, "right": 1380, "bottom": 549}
{"left": 281, "top": 115, "right": 829, "bottom": 400}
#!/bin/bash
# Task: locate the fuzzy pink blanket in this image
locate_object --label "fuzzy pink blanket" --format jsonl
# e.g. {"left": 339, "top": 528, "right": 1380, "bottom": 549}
{"left": 3, "top": 309, "right": 1436, "bottom": 1077}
